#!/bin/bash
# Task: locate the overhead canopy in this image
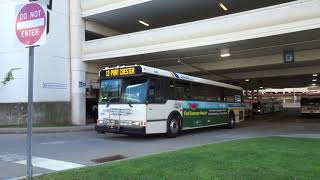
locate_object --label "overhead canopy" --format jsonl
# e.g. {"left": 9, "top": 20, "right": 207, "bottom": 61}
{"left": 84, "top": 0, "right": 294, "bottom": 34}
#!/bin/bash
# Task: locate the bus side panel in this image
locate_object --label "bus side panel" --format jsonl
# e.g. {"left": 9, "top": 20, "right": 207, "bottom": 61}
{"left": 181, "top": 101, "right": 229, "bottom": 129}
{"left": 146, "top": 100, "right": 180, "bottom": 134}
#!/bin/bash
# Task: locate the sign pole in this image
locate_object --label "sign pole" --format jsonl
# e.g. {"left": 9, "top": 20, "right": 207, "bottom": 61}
{"left": 26, "top": 46, "right": 34, "bottom": 180}
{"left": 15, "top": 1, "right": 47, "bottom": 178}
{"left": 27, "top": 2, "right": 35, "bottom": 180}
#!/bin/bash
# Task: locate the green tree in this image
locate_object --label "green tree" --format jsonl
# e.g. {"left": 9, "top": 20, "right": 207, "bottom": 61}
{"left": 1, "top": 68, "right": 22, "bottom": 85}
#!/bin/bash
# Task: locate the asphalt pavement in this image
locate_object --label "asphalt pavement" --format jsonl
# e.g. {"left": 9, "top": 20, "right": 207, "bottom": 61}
{"left": 1, "top": 113, "right": 320, "bottom": 179}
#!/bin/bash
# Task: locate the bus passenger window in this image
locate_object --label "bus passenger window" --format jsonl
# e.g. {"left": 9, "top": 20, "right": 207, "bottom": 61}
{"left": 191, "top": 83, "right": 208, "bottom": 101}
{"left": 208, "top": 86, "right": 223, "bottom": 102}
{"left": 225, "top": 96, "right": 235, "bottom": 103}
{"left": 175, "top": 81, "right": 191, "bottom": 100}
{"left": 148, "top": 78, "right": 170, "bottom": 103}
{"left": 169, "top": 80, "right": 175, "bottom": 99}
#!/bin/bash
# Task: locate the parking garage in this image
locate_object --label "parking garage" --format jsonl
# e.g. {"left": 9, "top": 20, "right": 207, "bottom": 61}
{"left": 1, "top": 1, "right": 320, "bottom": 178}
{"left": 78, "top": 0, "right": 320, "bottom": 125}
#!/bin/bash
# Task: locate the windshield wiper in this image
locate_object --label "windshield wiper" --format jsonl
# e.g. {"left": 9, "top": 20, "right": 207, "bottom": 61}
{"left": 106, "top": 97, "right": 120, "bottom": 107}
{"left": 121, "top": 99, "right": 133, "bottom": 108}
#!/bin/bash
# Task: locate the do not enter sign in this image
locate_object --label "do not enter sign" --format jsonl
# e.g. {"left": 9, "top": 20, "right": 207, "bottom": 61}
{"left": 15, "top": 2, "right": 46, "bottom": 47}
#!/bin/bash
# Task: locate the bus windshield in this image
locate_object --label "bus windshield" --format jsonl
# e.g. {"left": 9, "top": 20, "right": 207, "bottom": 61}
{"left": 99, "top": 78, "right": 148, "bottom": 104}
{"left": 100, "top": 79, "right": 122, "bottom": 104}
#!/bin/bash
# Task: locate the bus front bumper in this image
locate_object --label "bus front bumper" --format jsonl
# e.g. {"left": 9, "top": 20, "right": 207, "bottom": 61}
{"left": 95, "top": 125, "right": 146, "bottom": 135}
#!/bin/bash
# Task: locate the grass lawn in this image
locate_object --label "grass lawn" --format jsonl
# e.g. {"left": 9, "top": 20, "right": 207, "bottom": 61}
{"left": 37, "top": 137, "right": 320, "bottom": 180}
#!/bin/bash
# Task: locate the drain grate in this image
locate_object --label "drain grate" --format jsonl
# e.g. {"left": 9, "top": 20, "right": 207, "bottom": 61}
{"left": 91, "top": 155, "right": 127, "bottom": 163}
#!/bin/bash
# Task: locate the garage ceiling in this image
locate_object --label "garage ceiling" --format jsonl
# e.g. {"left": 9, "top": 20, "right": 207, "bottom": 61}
{"left": 85, "top": 0, "right": 295, "bottom": 34}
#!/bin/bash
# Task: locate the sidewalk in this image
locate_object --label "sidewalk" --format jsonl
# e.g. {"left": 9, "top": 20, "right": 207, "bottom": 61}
{"left": 0, "top": 124, "right": 95, "bottom": 134}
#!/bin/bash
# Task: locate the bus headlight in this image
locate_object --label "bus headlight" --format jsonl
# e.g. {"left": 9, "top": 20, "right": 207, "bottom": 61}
{"left": 98, "top": 120, "right": 104, "bottom": 125}
{"left": 98, "top": 119, "right": 111, "bottom": 125}
{"left": 131, "top": 121, "right": 146, "bottom": 127}
{"left": 132, "top": 121, "right": 140, "bottom": 126}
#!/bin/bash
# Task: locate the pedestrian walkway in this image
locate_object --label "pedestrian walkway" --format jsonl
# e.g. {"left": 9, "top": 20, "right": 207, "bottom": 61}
{"left": 0, "top": 124, "right": 94, "bottom": 134}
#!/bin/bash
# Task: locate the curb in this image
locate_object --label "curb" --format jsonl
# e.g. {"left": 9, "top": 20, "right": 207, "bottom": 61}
{"left": 0, "top": 125, "right": 94, "bottom": 134}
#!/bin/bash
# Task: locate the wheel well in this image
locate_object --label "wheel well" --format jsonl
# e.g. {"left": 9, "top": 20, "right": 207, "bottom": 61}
{"left": 168, "top": 111, "right": 182, "bottom": 127}
{"left": 228, "top": 110, "right": 235, "bottom": 116}
{"left": 168, "top": 111, "right": 182, "bottom": 120}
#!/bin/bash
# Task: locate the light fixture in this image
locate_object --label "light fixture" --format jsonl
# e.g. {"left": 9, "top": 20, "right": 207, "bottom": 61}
{"left": 220, "top": 48, "right": 230, "bottom": 57}
{"left": 313, "top": 74, "right": 318, "bottom": 77}
{"left": 245, "top": 79, "right": 250, "bottom": 82}
{"left": 219, "top": 2, "right": 228, "bottom": 11}
{"left": 312, "top": 79, "right": 317, "bottom": 82}
{"left": 312, "top": 83, "right": 316, "bottom": 86}
{"left": 259, "top": 87, "right": 264, "bottom": 89}
{"left": 138, "top": 20, "right": 150, "bottom": 27}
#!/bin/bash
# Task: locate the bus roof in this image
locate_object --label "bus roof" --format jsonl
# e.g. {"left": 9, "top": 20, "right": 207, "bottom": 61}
{"left": 101, "top": 65, "right": 243, "bottom": 91}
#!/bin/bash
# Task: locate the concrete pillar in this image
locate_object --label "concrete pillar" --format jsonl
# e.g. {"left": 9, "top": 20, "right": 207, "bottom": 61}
{"left": 70, "top": 0, "right": 87, "bottom": 125}
{"left": 251, "top": 89, "right": 255, "bottom": 100}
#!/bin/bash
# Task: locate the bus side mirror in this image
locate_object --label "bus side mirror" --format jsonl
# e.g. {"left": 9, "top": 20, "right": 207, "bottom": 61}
{"left": 149, "top": 89, "right": 155, "bottom": 96}
{"left": 148, "top": 89, "right": 155, "bottom": 102}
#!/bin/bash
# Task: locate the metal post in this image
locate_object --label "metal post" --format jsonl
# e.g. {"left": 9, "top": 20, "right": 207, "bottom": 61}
{"left": 26, "top": 46, "right": 34, "bottom": 180}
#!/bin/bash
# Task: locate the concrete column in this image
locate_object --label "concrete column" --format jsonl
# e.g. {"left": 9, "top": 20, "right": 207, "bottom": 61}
{"left": 70, "top": 0, "right": 87, "bottom": 125}
{"left": 251, "top": 89, "right": 255, "bottom": 100}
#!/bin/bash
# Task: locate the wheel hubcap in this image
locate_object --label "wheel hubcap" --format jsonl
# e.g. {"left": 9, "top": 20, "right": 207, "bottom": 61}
{"left": 230, "top": 117, "right": 235, "bottom": 126}
{"left": 170, "top": 119, "right": 179, "bottom": 133}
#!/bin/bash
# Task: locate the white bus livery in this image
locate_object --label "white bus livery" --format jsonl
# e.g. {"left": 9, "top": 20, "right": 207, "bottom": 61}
{"left": 95, "top": 65, "right": 245, "bottom": 137}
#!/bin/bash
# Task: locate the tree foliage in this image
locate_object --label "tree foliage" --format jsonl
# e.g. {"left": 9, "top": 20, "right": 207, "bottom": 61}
{"left": 1, "top": 68, "right": 22, "bottom": 85}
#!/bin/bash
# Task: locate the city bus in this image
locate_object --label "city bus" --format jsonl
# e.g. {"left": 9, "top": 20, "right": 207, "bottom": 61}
{"left": 95, "top": 65, "right": 245, "bottom": 137}
{"left": 300, "top": 95, "right": 320, "bottom": 116}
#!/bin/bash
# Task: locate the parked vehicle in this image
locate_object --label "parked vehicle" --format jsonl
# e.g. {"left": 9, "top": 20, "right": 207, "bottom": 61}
{"left": 300, "top": 96, "right": 320, "bottom": 116}
{"left": 252, "top": 99, "right": 283, "bottom": 115}
{"left": 272, "top": 101, "right": 283, "bottom": 112}
{"left": 243, "top": 100, "right": 253, "bottom": 117}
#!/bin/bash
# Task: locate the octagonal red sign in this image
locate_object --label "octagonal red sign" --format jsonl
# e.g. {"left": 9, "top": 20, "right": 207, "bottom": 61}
{"left": 15, "top": 2, "right": 46, "bottom": 46}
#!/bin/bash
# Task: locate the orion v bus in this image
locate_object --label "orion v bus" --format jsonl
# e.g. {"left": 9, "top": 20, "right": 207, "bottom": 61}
{"left": 95, "top": 65, "right": 245, "bottom": 137}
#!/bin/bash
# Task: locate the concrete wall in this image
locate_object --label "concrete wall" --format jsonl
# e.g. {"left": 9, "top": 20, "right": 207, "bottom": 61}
{"left": 0, "top": 0, "right": 71, "bottom": 125}
{"left": 0, "top": 102, "right": 71, "bottom": 126}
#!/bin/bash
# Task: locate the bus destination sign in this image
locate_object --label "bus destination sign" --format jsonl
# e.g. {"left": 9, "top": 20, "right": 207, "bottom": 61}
{"left": 99, "top": 66, "right": 142, "bottom": 78}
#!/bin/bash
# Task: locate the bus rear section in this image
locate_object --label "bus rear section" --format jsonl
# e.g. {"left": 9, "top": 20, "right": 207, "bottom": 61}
{"left": 300, "top": 96, "right": 320, "bottom": 116}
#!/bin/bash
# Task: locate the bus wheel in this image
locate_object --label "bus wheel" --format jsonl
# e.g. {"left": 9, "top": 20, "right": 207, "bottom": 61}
{"left": 226, "top": 113, "right": 236, "bottom": 129}
{"left": 166, "top": 115, "right": 181, "bottom": 138}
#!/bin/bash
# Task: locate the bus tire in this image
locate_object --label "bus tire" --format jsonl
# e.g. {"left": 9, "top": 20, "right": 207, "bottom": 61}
{"left": 226, "top": 112, "right": 236, "bottom": 129}
{"left": 166, "top": 115, "right": 181, "bottom": 138}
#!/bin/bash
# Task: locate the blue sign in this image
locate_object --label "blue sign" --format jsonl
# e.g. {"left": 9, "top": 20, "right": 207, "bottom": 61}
{"left": 283, "top": 51, "right": 294, "bottom": 63}
{"left": 79, "top": 81, "right": 86, "bottom": 88}
{"left": 43, "top": 83, "right": 67, "bottom": 89}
